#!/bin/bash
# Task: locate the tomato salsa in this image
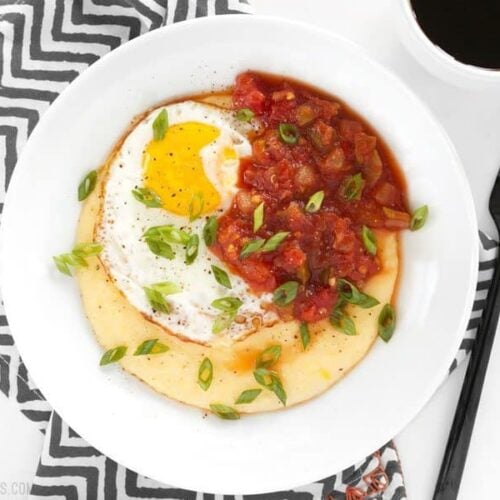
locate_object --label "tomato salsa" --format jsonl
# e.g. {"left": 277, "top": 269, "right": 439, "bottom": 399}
{"left": 213, "top": 71, "right": 410, "bottom": 324}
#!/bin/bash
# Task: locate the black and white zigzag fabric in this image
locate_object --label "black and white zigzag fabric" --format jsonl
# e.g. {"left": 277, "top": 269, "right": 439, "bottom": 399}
{"left": 0, "top": 1, "right": 494, "bottom": 498}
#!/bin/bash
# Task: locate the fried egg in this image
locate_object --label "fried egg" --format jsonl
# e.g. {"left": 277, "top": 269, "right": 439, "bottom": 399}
{"left": 97, "top": 101, "right": 278, "bottom": 344}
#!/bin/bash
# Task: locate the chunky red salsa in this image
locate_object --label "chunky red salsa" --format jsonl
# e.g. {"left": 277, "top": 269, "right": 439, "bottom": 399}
{"left": 213, "top": 72, "right": 410, "bottom": 323}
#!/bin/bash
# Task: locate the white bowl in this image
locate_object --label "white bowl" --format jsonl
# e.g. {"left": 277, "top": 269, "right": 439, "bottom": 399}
{"left": 395, "top": 0, "right": 500, "bottom": 89}
{"left": 0, "top": 15, "right": 478, "bottom": 494}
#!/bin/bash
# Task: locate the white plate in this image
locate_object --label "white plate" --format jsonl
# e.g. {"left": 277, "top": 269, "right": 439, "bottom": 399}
{"left": 0, "top": 15, "right": 478, "bottom": 494}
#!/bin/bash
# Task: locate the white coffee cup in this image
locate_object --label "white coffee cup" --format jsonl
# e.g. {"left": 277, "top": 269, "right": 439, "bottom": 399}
{"left": 395, "top": 0, "right": 500, "bottom": 90}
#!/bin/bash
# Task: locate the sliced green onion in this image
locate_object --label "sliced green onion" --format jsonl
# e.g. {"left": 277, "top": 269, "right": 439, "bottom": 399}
{"left": 410, "top": 205, "right": 429, "bottom": 231}
{"left": 143, "top": 224, "right": 196, "bottom": 259}
{"left": 53, "top": 243, "right": 102, "bottom": 276}
{"left": 378, "top": 303, "right": 396, "bottom": 342}
{"left": 53, "top": 255, "right": 73, "bottom": 276}
{"left": 305, "top": 190, "right": 325, "bottom": 213}
{"left": 278, "top": 123, "right": 299, "bottom": 145}
{"left": 255, "top": 344, "right": 282, "bottom": 369}
{"left": 198, "top": 357, "right": 213, "bottom": 391}
{"left": 240, "top": 238, "right": 265, "bottom": 259}
{"left": 144, "top": 286, "right": 171, "bottom": 314}
{"left": 152, "top": 109, "right": 168, "bottom": 141}
{"left": 144, "top": 238, "right": 175, "bottom": 260}
{"left": 143, "top": 225, "right": 191, "bottom": 260}
{"left": 300, "top": 322, "right": 310, "bottom": 350}
{"left": 144, "top": 225, "right": 190, "bottom": 245}
{"left": 330, "top": 307, "right": 357, "bottom": 336}
{"left": 253, "top": 202, "right": 264, "bottom": 232}
{"left": 72, "top": 242, "right": 103, "bottom": 258}
{"left": 337, "top": 279, "right": 379, "bottom": 308}
{"left": 253, "top": 368, "right": 287, "bottom": 406}
{"left": 185, "top": 234, "right": 199, "bottom": 265}
{"left": 134, "top": 339, "right": 169, "bottom": 356}
{"left": 53, "top": 253, "right": 85, "bottom": 276}
{"left": 273, "top": 281, "right": 299, "bottom": 306}
{"left": 340, "top": 173, "right": 364, "bottom": 201}
{"left": 211, "top": 265, "right": 232, "bottom": 289}
{"left": 78, "top": 170, "right": 97, "bottom": 202}
{"left": 131, "top": 187, "right": 162, "bottom": 208}
{"left": 203, "top": 216, "right": 218, "bottom": 246}
{"left": 189, "top": 192, "right": 205, "bottom": 222}
{"left": 211, "top": 296, "right": 241, "bottom": 333}
{"left": 253, "top": 367, "right": 274, "bottom": 387}
{"left": 241, "top": 232, "right": 289, "bottom": 259}
{"left": 261, "top": 231, "right": 289, "bottom": 252}
{"left": 235, "top": 388, "right": 262, "bottom": 404}
{"left": 100, "top": 346, "right": 127, "bottom": 366}
{"left": 236, "top": 108, "right": 254, "bottom": 122}
{"left": 212, "top": 313, "right": 236, "bottom": 334}
{"left": 270, "top": 378, "right": 287, "bottom": 406}
{"left": 69, "top": 253, "right": 87, "bottom": 267}
{"left": 211, "top": 296, "right": 243, "bottom": 314}
{"left": 209, "top": 403, "right": 240, "bottom": 420}
{"left": 361, "top": 225, "right": 377, "bottom": 255}
{"left": 149, "top": 281, "right": 182, "bottom": 295}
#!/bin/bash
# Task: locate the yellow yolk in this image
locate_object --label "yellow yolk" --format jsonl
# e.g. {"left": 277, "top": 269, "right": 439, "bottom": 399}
{"left": 223, "top": 147, "right": 238, "bottom": 161}
{"left": 143, "top": 122, "right": 222, "bottom": 216}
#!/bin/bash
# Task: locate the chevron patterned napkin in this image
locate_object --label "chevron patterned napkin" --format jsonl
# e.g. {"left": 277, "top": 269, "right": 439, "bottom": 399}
{"left": 0, "top": 1, "right": 494, "bottom": 499}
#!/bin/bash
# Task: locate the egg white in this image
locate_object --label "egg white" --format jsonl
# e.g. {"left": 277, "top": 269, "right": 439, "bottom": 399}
{"left": 97, "top": 101, "right": 277, "bottom": 344}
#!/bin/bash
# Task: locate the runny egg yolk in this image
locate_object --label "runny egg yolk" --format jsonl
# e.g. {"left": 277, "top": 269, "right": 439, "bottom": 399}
{"left": 143, "top": 122, "right": 223, "bottom": 216}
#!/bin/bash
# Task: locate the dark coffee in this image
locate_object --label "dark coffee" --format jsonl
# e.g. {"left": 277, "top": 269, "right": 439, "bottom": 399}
{"left": 411, "top": 0, "right": 500, "bottom": 69}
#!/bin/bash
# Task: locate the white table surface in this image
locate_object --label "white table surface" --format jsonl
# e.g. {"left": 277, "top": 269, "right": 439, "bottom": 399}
{"left": 1, "top": 1, "right": 500, "bottom": 498}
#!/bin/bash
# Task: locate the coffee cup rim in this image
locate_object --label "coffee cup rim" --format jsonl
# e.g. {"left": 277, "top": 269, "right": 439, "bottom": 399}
{"left": 400, "top": 0, "right": 500, "bottom": 83}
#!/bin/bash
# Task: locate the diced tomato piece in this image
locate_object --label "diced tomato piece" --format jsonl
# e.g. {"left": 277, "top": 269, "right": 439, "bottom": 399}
{"left": 296, "top": 103, "right": 319, "bottom": 126}
{"left": 309, "top": 97, "right": 341, "bottom": 121}
{"left": 277, "top": 202, "right": 311, "bottom": 232}
{"left": 308, "top": 119, "right": 336, "bottom": 152}
{"left": 320, "top": 146, "right": 347, "bottom": 176}
{"left": 275, "top": 160, "right": 296, "bottom": 192}
{"left": 382, "top": 207, "right": 411, "bottom": 229}
{"left": 273, "top": 241, "right": 307, "bottom": 274}
{"left": 290, "top": 139, "right": 316, "bottom": 165}
{"left": 332, "top": 251, "right": 379, "bottom": 282}
{"left": 340, "top": 140, "right": 355, "bottom": 162}
{"left": 216, "top": 219, "right": 248, "bottom": 262}
{"left": 339, "top": 119, "right": 363, "bottom": 141}
{"left": 384, "top": 218, "right": 410, "bottom": 230}
{"left": 332, "top": 217, "right": 356, "bottom": 254}
{"left": 269, "top": 99, "right": 297, "bottom": 124}
{"left": 265, "top": 131, "right": 292, "bottom": 162}
{"left": 362, "top": 150, "right": 383, "bottom": 187}
{"left": 233, "top": 72, "right": 267, "bottom": 114}
{"left": 342, "top": 199, "right": 386, "bottom": 228}
{"left": 373, "top": 182, "right": 401, "bottom": 207}
{"left": 252, "top": 138, "right": 270, "bottom": 165}
{"left": 354, "top": 133, "right": 377, "bottom": 164}
{"left": 294, "top": 164, "right": 320, "bottom": 194}
{"left": 238, "top": 259, "right": 277, "bottom": 292}
{"left": 293, "top": 287, "right": 337, "bottom": 322}
{"left": 235, "top": 190, "right": 259, "bottom": 215}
